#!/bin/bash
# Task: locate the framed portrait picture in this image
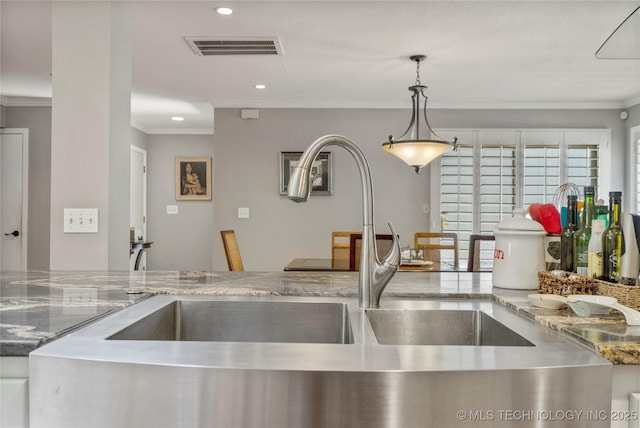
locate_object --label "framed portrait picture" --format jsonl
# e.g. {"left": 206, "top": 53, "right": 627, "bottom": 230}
{"left": 175, "top": 157, "right": 212, "bottom": 200}
{"left": 279, "top": 151, "right": 332, "bottom": 196}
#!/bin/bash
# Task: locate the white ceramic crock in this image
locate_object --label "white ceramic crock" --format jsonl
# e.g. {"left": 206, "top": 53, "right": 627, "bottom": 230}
{"left": 492, "top": 208, "right": 546, "bottom": 289}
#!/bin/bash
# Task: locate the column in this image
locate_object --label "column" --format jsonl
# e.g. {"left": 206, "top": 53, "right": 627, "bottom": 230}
{"left": 50, "top": 1, "right": 131, "bottom": 270}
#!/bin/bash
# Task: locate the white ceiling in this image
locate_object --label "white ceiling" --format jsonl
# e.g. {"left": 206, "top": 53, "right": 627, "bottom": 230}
{"left": 2, "top": 1, "right": 640, "bottom": 134}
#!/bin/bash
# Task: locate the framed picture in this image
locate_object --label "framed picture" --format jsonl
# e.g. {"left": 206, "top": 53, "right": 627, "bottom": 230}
{"left": 175, "top": 157, "right": 212, "bottom": 200}
{"left": 279, "top": 151, "right": 332, "bottom": 196}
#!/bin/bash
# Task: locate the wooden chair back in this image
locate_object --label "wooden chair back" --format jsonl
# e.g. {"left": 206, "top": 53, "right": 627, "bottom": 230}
{"left": 331, "top": 231, "right": 359, "bottom": 270}
{"left": 466, "top": 234, "right": 495, "bottom": 272}
{"left": 349, "top": 233, "right": 395, "bottom": 271}
{"left": 414, "top": 232, "right": 459, "bottom": 268}
{"left": 220, "top": 230, "right": 244, "bottom": 271}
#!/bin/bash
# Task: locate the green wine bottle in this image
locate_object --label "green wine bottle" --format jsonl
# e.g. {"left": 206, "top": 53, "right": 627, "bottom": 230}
{"left": 560, "top": 194, "right": 579, "bottom": 272}
{"left": 574, "top": 186, "right": 595, "bottom": 276}
{"left": 602, "top": 191, "right": 623, "bottom": 283}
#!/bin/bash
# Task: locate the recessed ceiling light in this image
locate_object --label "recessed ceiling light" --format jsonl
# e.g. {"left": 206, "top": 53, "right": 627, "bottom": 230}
{"left": 214, "top": 7, "right": 234, "bottom": 15}
{"left": 255, "top": 84, "right": 266, "bottom": 89}
{"left": 171, "top": 116, "right": 185, "bottom": 121}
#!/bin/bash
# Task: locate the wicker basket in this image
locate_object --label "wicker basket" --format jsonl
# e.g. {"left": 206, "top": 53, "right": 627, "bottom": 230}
{"left": 537, "top": 271, "right": 640, "bottom": 311}
{"left": 596, "top": 281, "right": 640, "bottom": 311}
{"left": 537, "top": 271, "right": 597, "bottom": 296}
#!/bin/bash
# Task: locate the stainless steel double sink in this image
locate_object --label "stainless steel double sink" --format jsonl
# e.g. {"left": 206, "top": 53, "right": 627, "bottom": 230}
{"left": 30, "top": 295, "right": 612, "bottom": 428}
{"left": 107, "top": 299, "right": 532, "bottom": 347}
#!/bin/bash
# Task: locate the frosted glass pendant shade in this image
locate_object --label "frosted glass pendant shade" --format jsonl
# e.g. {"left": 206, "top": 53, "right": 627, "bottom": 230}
{"left": 382, "top": 140, "right": 454, "bottom": 172}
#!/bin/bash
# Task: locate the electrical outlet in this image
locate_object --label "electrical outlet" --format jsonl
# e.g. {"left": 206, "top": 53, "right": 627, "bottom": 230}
{"left": 63, "top": 208, "right": 99, "bottom": 233}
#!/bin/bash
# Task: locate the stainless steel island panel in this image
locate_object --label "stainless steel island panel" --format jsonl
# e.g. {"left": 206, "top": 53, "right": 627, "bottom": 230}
{"left": 30, "top": 295, "right": 612, "bottom": 428}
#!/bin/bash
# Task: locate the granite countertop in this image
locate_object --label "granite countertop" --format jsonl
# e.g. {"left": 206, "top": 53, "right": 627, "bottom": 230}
{"left": 493, "top": 291, "right": 640, "bottom": 365}
{"left": 1, "top": 269, "right": 639, "bottom": 364}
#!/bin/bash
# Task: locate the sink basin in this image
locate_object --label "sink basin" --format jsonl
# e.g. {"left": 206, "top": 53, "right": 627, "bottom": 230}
{"left": 31, "top": 296, "right": 612, "bottom": 428}
{"left": 366, "top": 309, "right": 533, "bottom": 346}
{"left": 109, "top": 300, "right": 353, "bottom": 344}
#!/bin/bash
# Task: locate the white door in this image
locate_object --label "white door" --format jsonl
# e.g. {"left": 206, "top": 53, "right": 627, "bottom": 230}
{"left": 0, "top": 129, "right": 29, "bottom": 270}
{"left": 130, "top": 146, "right": 147, "bottom": 270}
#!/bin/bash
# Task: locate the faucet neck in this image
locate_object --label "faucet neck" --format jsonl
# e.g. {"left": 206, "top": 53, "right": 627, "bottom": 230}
{"left": 289, "top": 135, "right": 400, "bottom": 308}
{"left": 294, "top": 135, "right": 374, "bottom": 226}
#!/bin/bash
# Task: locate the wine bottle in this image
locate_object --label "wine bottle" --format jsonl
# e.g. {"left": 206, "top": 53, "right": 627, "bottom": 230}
{"left": 602, "top": 191, "right": 623, "bottom": 283}
{"left": 560, "top": 194, "right": 579, "bottom": 272}
{"left": 574, "top": 186, "right": 596, "bottom": 276}
{"left": 588, "top": 219, "right": 605, "bottom": 279}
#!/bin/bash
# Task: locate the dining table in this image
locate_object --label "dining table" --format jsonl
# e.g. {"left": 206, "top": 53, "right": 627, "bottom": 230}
{"left": 283, "top": 258, "right": 458, "bottom": 272}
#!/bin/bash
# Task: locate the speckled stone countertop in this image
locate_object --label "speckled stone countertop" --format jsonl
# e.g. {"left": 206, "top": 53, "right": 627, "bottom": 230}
{"left": 493, "top": 290, "right": 640, "bottom": 365}
{"left": 1, "top": 269, "right": 638, "bottom": 364}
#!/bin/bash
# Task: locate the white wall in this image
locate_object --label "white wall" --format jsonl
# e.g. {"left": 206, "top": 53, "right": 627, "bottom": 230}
{"left": 628, "top": 104, "right": 640, "bottom": 126}
{"left": 212, "top": 108, "right": 450, "bottom": 271}
{"left": 3, "top": 105, "right": 632, "bottom": 272}
{"left": 210, "top": 107, "right": 627, "bottom": 271}
{"left": 146, "top": 134, "right": 215, "bottom": 270}
{"left": 5, "top": 106, "right": 51, "bottom": 270}
{"left": 4, "top": 109, "right": 148, "bottom": 271}
{"left": 626, "top": 104, "right": 640, "bottom": 211}
{"left": 131, "top": 127, "right": 148, "bottom": 151}
{"left": 49, "top": 1, "right": 132, "bottom": 270}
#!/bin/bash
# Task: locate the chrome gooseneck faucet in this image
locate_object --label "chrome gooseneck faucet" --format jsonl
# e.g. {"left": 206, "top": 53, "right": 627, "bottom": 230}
{"left": 287, "top": 135, "right": 401, "bottom": 308}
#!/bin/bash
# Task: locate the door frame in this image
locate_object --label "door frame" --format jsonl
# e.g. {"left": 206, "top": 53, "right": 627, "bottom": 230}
{"left": 130, "top": 145, "right": 147, "bottom": 269}
{"left": 1, "top": 128, "right": 29, "bottom": 270}
{"left": 630, "top": 125, "right": 640, "bottom": 212}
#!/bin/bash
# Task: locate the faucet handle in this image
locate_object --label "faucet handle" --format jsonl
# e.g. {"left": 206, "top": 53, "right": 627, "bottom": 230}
{"left": 383, "top": 222, "right": 401, "bottom": 269}
{"left": 366, "top": 221, "right": 401, "bottom": 308}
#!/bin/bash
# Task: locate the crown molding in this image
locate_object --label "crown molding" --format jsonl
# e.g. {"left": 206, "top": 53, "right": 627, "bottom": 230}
{"left": 624, "top": 95, "right": 640, "bottom": 109}
{"left": 131, "top": 120, "right": 214, "bottom": 135}
{"left": 2, "top": 96, "right": 52, "bottom": 107}
{"left": 144, "top": 127, "right": 214, "bottom": 135}
{"left": 130, "top": 122, "right": 150, "bottom": 134}
{"left": 2, "top": 95, "right": 633, "bottom": 111}
{"left": 210, "top": 99, "right": 629, "bottom": 110}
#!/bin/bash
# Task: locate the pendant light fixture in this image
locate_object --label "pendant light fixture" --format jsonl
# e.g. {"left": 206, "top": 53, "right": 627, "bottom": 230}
{"left": 382, "top": 55, "right": 457, "bottom": 174}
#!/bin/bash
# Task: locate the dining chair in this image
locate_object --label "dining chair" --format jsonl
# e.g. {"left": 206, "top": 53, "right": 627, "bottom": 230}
{"left": 414, "top": 232, "right": 459, "bottom": 268}
{"left": 331, "top": 231, "right": 360, "bottom": 270}
{"left": 466, "top": 234, "right": 496, "bottom": 272}
{"left": 348, "top": 233, "right": 396, "bottom": 271}
{"left": 220, "top": 230, "right": 244, "bottom": 271}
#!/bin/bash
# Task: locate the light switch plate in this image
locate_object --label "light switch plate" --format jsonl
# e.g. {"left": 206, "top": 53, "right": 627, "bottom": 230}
{"left": 63, "top": 208, "right": 98, "bottom": 233}
{"left": 62, "top": 288, "right": 98, "bottom": 315}
{"left": 238, "top": 207, "right": 250, "bottom": 219}
{"left": 167, "top": 205, "right": 179, "bottom": 215}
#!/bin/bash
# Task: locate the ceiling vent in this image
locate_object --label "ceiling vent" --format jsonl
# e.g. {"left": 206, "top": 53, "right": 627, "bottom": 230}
{"left": 184, "top": 37, "right": 282, "bottom": 56}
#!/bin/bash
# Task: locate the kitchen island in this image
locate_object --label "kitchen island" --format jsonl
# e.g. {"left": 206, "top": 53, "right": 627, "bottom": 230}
{"left": 2, "top": 270, "right": 640, "bottom": 363}
{"left": 2, "top": 270, "right": 640, "bottom": 427}
{"left": 1, "top": 270, "right": 489, "bottom": 356}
